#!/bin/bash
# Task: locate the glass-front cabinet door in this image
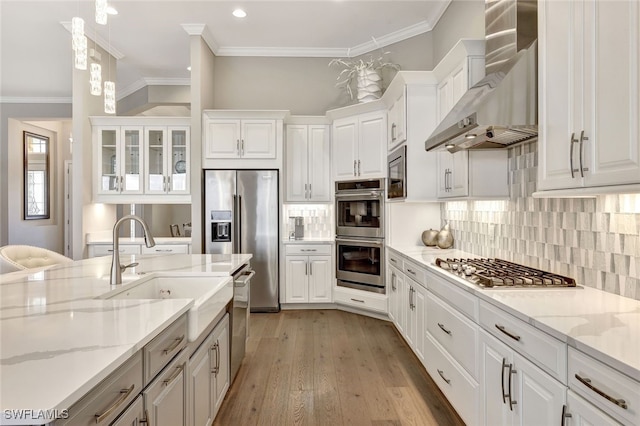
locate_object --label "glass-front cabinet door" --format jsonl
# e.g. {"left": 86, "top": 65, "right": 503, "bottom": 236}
{"left": 168, "top": 127, "right": 189, "bottom": 194}
{"left": 121, "top": 126, "right": 143, "bottom": 194}
{"left": 98, "top": 126, "right": 119, "bottom": 194}
{"left": 145, "top": 126, "right": 167, "bottom": 194}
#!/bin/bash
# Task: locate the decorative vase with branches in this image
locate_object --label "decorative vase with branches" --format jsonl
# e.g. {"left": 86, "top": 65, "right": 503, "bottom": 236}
{"left": 329, "top": 51, "right": 400, "bottom": 103}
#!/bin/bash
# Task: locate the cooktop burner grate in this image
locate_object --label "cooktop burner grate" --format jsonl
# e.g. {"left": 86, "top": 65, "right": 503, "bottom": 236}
{"left": 434, "top": 258, "right": 577, "bottom": 288}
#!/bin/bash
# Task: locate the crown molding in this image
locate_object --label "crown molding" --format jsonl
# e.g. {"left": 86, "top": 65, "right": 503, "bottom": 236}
{"left": 0, "top": 97, "right": 72, "bottom": 104}
{"left": 60, "top": 21, "right": 125, "bottom": 60}
{"left": 182, "top": 23, "right": 219, "bottom": 55}
{"left": 117, "top": 78, "right": 190, "bottom": 100}
{"left": 216, "top": 46, "right": 348, "bottom": 58}
{"left": 348, "top": 20, "right": 435, "bottom": 57}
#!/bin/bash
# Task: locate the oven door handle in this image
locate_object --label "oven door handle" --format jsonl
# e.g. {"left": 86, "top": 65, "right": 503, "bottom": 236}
{"left": 335, "top": 237, "right": 383, "bottom": 246}
{"left": 335, "top": 193, "right": 383, "bottom": 200}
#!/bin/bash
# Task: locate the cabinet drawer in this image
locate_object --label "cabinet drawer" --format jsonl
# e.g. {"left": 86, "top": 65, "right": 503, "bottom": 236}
{"left": 479, "top": 300, "right": 567, "bottom": 383}
{"left": 403, "top": 259, "right": 426, "bottom": 286}
{"left": 143, "top": 347, "right": 189, "bottom": 426}
{"left": 387, "top": 250, "right": 404, "bottom": 270}
{"left": 90, "top": 244, "right": 140, "bottom": 257}
{"left": 568, "top": 347, "right": 639, "bottom": 426}
{"left": 58, "top": 351, "right": 143, "bottom": 425}
{"left": 141, "top": 244, "right": 189, "bottom": 254}
{"left": 333, "top": 286, "right": 387, "bottom": 313}
{"left": 285, "top": 244, "right": 332, "bottom": 255}
{"left": 144, "top": 314, "right": 188, "bottom": 385}
{"left": 425, "top": 268, "right": 478, "bottom": 321}
{"left": 424, "top": 334, "right": 479, "bottom": 426}
{"left": 426, "top": 291, "right": 479, "bottom": 379}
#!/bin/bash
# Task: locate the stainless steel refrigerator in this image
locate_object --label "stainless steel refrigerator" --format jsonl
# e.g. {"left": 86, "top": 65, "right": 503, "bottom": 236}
{"left": 204, "top": 169, "right": 279, "bottom": 312}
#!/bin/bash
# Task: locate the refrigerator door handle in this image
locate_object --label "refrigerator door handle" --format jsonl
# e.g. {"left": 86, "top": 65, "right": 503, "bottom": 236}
{"left": 232, "top": 194, "right": 238, "bottom": 253}
{"left": 238, "top": 194, "right": 242, "bottom": 253}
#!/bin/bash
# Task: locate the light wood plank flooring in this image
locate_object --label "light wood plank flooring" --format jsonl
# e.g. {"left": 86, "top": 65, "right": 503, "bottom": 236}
{"left": 214, "top": 309, "right": 465, "bottom": 426}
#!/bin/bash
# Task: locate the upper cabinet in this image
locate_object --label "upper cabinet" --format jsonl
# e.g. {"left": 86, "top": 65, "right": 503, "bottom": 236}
{"left": 204, "top": 119, "right": 276, "bottom": 159}
{"left": 537, "top": 0, "right": 640, "bottom": 194}
{"left": 387, "top": 88, "right": 407, "bottom": 151}
{"left": 91, "top": 117, "right": 191, "bottom": 204}
{"left": 332, "top": 110, "right": 386, "bottom": 181}
{"left": 285, "top": 121, "right": 331, "bottom": 202}
{"left": 437, "top": 150, "right": 509, "bottom": 199}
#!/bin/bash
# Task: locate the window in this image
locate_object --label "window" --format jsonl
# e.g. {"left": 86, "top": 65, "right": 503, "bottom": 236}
{"left": 24, "top": 131, "right": 50, "bottom": 220}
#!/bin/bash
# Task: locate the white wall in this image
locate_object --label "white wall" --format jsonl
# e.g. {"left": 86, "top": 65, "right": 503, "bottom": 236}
{"left": 387, "top": 202, "right": 441, "bottom": 247}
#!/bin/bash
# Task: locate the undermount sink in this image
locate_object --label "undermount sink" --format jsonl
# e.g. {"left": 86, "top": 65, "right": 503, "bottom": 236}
{"left": 99, "top": 275, "right": 233, "bottom": 341}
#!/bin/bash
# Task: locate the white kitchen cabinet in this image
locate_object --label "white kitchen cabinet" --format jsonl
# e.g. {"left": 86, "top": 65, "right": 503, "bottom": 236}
{"left": 480, "top": 329, "right": 566, "bottom": 426}
{"left": 387, "top": 87, "right": 406, "bottom": 150}
{"left": 144, "top": 348, "right": 189, "bottom": 426}
{"left": 284, "top": 244, "right": 332, "bottom": 303}
{"left": 111, "top": 395, "right": 145, "bottom": 426}
{"left": 538, "top": 0, "right": 640, "bottom": 193}
{"left": 437, "top": 149, "right": 509, "bottom": 199}
{"left": 285, "top": 124, "right": 330, "bottom": 202}
{"left": 387, "top": 262, "right": 403, "bottom": 329}
{"left": 211, "top": 314, "right": 230, "bottom": 416}
{"left": 141, "top": 244, "right": 190, "bottom": 255}
{"left": 91, "top": 117, "right": 191, "bottom": 204}
{"left": 564, "top": 390, "right": 623, "bottom": 426}
{"left": 332, "top": 110, "right": 386, "bottom": 181}
{"left": 144, "top": 126, "right": 190, "bottom": 195}
{"left": 406, "top": 276, "right": 426, "bottom": 362}
{"left": 204, "top": 119, "right": 276, "bottom": 159}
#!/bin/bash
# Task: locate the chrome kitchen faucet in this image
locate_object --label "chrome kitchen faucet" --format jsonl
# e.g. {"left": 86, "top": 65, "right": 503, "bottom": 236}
{"left": 110, "top": 215, "right": 156, "bottom": 285}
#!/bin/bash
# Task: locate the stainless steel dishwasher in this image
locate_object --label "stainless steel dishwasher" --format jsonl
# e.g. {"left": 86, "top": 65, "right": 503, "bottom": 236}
{"left": 230, "top": 263, "right": 253, "bottom": 383}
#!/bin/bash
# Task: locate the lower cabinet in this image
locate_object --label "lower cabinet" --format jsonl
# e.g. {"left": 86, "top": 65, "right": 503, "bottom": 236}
{"left": 387, "top": 264, "right": 404, "bottom": 334}
{"left": 143, "top": 348, "right": 189, "bottom": 426}
{"left": 564, "top": 390, "right": 623, "bottom": 426}
{"left": 479, "top": 329, "right": 566, "bottom": 426}
{"left": 284, "top": 244, "right": 332, "bottom": 304}
{"left": 189, "top": 313, "right": 230, "bottom": 425}
{"left": 405, "top": 276, "right": 426, "bottom": 362}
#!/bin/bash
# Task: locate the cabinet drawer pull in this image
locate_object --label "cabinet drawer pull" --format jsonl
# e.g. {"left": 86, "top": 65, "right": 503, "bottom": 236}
{"left": 301, "top": 249, "right": 317, "bottom": 252}
{"left": 163, "top": 364, "right": 185, "bottom": 387}
{"left": 154, "top": 249, "right": 174, "bottom": 252}
{"left": 390, "top": 258, "right": 397, "bottom": 264}
{"left": 575, "top": 374, "right": 628, "bottom": 409}
{"left": 162, "top": 335, "right": 184, "bottom": 355}
{"left": 94, "top": 384, "right": 135, "bottom": 423}
{"left": 350, "top": 298, "right": 365, "bottom": 303}
{"left": 437, "top": 322, "right": 452, "bottom": 335}
{"left": 406, "top": 268, "right": 416, "bottom": 275}
{"left": 437, "top": 369, "right": 451, "bottom": 385}
{"left": 495, "top": 324, "right": 521, "bottom": 341}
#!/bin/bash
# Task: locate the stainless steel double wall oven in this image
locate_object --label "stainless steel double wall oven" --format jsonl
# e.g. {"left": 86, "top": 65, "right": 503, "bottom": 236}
{"left": 335, "top": 178, "right": 385, "bottom": 293}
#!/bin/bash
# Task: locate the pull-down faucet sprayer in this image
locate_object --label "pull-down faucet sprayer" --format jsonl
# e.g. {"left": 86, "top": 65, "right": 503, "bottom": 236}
{"left": 110, "top": 215, "right": 156, "bottom": 285}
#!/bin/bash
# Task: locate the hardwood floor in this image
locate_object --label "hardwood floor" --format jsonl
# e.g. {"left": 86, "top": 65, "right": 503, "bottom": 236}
{"left": 214, "top": 310, "right": 465, "bottom": 426}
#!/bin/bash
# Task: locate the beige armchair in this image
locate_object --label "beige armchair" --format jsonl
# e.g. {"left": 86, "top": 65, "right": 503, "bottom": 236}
{"left": 0, "top": 245, "right": 73, "bottom": 272}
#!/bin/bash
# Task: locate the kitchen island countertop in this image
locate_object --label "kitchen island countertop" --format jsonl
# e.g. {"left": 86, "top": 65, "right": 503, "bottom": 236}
{"left": 0, "top": 253, "right": 251, "bottom": 425}
{"left": 387, "top": 244, "right": 640, "bottom": 381}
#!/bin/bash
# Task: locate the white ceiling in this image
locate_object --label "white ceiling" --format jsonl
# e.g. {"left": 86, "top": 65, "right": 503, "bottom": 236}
{"left": 0, "top": 0, "right": 451, "bottom": 101}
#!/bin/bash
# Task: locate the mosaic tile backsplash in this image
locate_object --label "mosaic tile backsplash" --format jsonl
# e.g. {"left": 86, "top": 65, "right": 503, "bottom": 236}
{"left": 282, "top": 204, "right": 334, "bottom": 239}
{"left": 441, "top": 141, "right": 640, "bottom": 300}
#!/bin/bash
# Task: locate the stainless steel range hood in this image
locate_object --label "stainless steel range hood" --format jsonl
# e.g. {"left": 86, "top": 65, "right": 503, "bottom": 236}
{"left": 425, "top": 0, "right": 538, "bottom": 153}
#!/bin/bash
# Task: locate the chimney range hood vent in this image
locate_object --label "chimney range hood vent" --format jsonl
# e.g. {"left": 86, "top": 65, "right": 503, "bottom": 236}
{"left": 426, "top": 0, "right": 538, "bottom": 153}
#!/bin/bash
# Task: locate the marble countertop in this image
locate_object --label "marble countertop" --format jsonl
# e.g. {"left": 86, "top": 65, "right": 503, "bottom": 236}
{"left": 0, "top": 253, "right": 252, "bottom": 425}
{"left": 387, "top": 244, "right": 640, "bottom": 381}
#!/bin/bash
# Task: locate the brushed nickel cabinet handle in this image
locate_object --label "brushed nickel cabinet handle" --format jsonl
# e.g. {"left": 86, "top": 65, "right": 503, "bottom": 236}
{"left": 391, "top": 272, "right": 396, "bottom": 291}
{"left": 354, "top": 160, "right": 357, "bottom": 176}
{"left": 575, "top": 374, "right": 628, "bottom": 409}
{"left": 236, "top": 139, "right": 240, "bottom": 156}
{"left": 501, "top": 358, "right": 509, "bottom": 404}
{"left": 570, "top": 132, "right": 580, "bottom": 178}
{"left": 495, "top": 324, "right": 521, "bottom": 341}
{"left": 391, "top": 123, "right": 397, "bottom": 141}
{"left": 358, "top": 160, "right": 361, "bottom": 176}
{"left": 437, "top": 369, "right": 451, "bottom": 385}
{"left": 162, "top": 335, "right": 185, "bottom": 355}
{"left": 350, "top": 298, "right": 364, "bottom": 303}
{"left": 94, "top": 384, "right": 135, "bottom": 423}
{"left": 163, "top": 364, "right": 185, "bottom": 387}
{"left": 309, "top": 262, "right": 313, "bottom": 276}
{"left": 241, "top": 139, "right": 244, "bottom": 156}
{"left": 140, "top": 409, "right": 150, "bottom": 426}
{"left": 309, "top": 183, "right": 312, "bottom": 199}
{"left": 508, "top": 364, "right": 517, "bottom": 411}
{"left": 438, "top": 322, "right": 452, "bottom": 335}
{"left": 211, "top": 342, "right": 219, "bottom": 374}
{"left": 390, "top": 258, "right": 397, "bottom": 264}
{"left": 579, "top": 130, "right": 589, "bottom": 177}
{"left": 561, "top": 404, "right": 571, "bottom": 426}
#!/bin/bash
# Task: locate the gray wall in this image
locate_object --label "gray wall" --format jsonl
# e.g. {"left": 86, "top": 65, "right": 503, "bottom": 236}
{"left": 0, "top": 103, "right": 71, "bottom": 247}
{"left": 431, "top": 0, "right": 485, "bottom": 65}
{"left": 212, "top": 33, "right": 434, "bottom": 114}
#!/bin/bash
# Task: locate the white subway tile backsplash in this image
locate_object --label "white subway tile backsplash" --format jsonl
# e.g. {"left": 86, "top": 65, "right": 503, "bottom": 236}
{"left": 441, "top": 140, "right": 640, "bottom": 300}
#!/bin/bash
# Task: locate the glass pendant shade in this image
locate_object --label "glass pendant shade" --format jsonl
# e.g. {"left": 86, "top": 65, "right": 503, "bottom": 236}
{"left": 74, "top": 35, "right": 88, "bottom": 70}
{"left": 95, "top": 0, "right": 107, "bottom": 25}
{"left": 71, "top": 17, "right": 84, "bottom": 51}
{"left": 104, "top": 81, "right": 116, "bottom": 114}
{"left": 90, "top": 63, "right": 102, "bottom": 95}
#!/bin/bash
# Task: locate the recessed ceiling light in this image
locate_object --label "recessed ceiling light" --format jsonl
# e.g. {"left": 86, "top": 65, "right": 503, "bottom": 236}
{"left": 232, "top": 8, "right": 247, "bottom": 18}
{"left": 106, "top": 5, "right": 118, "bottom": 15}
{"left": 187, "top": 66, "right": 191, "bottom": 71}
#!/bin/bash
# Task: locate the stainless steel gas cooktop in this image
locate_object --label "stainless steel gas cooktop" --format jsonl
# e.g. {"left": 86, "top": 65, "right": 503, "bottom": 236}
{"left": 435, "top": 258, "right": 577, "bottom": 289}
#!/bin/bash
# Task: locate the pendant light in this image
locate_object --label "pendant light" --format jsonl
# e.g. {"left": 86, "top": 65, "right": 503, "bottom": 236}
{"left": 104, "top": 18, "right": 115, "bottom": 114}
{"left": 95, "top": 0, "right": 107, "bottom": 25}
